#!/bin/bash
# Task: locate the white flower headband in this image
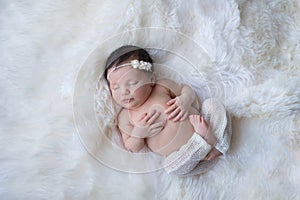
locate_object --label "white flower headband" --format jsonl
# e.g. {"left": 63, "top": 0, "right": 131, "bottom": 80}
{"left": 107, "top": 59, "right": 152, "bottom": 80}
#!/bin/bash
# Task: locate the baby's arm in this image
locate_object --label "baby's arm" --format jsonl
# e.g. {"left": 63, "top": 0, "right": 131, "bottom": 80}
{"left": 117, "top": 110, "right": 145, "bottom": 152}
{"left": 158, "top": 79, "right": 199, "bottom": 121}
{"left": 117, "top": 109, "right": 166, "bottom": 152}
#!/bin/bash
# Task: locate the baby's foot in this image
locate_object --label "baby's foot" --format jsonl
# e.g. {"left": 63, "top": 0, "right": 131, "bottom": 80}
{"left": 204, "top": 147, "right": 222, "bottom": 160}
{"left": 189, "top": 115, "right": 217, "bottom": 146}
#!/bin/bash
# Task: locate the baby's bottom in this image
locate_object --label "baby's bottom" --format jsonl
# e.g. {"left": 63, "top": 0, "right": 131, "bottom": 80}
{"left": 163, "top": 133, "right": 215, "bottom": 176}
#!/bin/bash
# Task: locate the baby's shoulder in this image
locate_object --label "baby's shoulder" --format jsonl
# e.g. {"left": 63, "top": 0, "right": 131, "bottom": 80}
{"left": 156, "top": 79, "right": 181, "bottom": 95}
{"left": 154, "top": 79, "right": 171, "bottom": 93}
{"left": 156, "top": 79, "right": 176, "bottom": 89}
{"left": 156, "top": 79, "right": 177, "bottom": 86}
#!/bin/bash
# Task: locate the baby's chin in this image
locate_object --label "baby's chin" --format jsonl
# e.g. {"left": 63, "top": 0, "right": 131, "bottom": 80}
{"left": 121, "top": 101, "right": 143, "bottom": 110}
{"left": 120, "top": 101, "right": 137, "bottom": 109}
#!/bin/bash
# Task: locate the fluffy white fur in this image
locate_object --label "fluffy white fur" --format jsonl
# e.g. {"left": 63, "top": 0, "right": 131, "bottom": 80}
{"left": 1, "top": 0, "right": 300, "bottom": 199}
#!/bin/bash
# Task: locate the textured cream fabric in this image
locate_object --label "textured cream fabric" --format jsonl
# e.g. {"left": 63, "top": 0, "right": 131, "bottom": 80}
{"left": 163, "top": 133, "right": 212, "bottom": 175}
{"left": 163, "top": 98, "right": 231, "bottom": 176}
{"left": 201, "top": 98, "right": 232, "bottom": 154}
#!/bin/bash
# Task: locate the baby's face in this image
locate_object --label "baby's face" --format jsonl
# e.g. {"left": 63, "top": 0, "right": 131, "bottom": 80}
{"left": 107, "top": 63, "right": 154, "bottom": 110}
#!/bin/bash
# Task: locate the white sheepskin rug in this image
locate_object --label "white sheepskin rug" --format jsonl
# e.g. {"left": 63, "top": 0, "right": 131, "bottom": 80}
{"left": 1, "top": 0, "right": 300, "bottom": 199}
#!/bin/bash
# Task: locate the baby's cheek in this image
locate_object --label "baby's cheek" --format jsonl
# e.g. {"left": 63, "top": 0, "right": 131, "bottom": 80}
{"left": 133, "top": 85, "right": 146, "bottom": 93}
{"left": 111, "top": 92, "right": 120, "bottom": 103}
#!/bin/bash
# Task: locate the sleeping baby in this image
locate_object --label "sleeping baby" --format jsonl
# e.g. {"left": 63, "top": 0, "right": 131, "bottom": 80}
{"left": 103, "top": 45, "right": 232, "bottom": 176}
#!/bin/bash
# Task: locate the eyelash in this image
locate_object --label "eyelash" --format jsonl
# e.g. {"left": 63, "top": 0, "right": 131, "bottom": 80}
{"left": 111, "top": 81, "right": 138, "bottom": 91}
{"left": 129, "top": 81, "right": 138, "bottom": 85}
{"left": 111, "top": 85, "right": 119, "bottom": 90}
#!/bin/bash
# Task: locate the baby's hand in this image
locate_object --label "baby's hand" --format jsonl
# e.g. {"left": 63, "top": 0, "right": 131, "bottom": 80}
{"left": 165, "top": 96, "right": 190, "bottom": 122}
{"left": 132, "top": 111, "right": 166, "bottom": 138}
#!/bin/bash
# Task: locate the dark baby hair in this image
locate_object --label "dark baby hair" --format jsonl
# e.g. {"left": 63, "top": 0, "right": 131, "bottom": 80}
{"left": 104, "top": 45, "right": 153, "bottom": 81}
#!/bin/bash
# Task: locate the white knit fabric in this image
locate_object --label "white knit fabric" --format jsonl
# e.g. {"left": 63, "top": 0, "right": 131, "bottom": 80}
{"left": 201, "top": 98, "right": 232, "bottom": 154}
{"left": 163, "top": 133, "right": 212, "bottom": 176}
{"left": 163, "top": 98, "right": 232, "bottom": 176}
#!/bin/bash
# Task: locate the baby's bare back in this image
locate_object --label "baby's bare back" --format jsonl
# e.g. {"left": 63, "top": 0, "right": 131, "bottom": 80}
{"left": 129, "top": 84, "right": 199, "bottom": 156}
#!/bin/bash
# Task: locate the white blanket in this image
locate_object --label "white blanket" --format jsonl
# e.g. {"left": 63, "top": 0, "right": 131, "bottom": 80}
{"left": 1, "top": 0, "right": 300, "bottom": 199}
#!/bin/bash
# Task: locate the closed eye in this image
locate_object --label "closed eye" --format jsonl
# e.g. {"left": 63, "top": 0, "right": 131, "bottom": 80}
{"left": 111, "top": 85, "right": 119, "bottom": 90}
{"left": 129, "top": 81, "right": 138, "bottom": 85}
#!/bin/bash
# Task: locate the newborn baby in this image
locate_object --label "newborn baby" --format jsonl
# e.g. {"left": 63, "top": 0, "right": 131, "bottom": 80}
{"left": 104, "top": 45, "right": 231, "bottom": 176}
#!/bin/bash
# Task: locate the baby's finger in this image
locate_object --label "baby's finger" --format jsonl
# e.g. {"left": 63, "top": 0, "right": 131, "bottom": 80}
{"left": 201, "top": 116, "right": 207, "bottom": 124}
{"left": 200, "top": 116, "right": 203, "bottom": 123}
{"left": 139, "top": 113, "right": 147, "bottom": 119}
{"left": 149, "top": 120, "right": 166, "bottom": 130}
{"left": 147, "top": 110, "right": 157, "bottom": 118}
{"left": 203, "top": 118, "right": 209, "bottom": 126}
{"left": 139, "top": 113, "right": 148, "bottom": 121}
{"left": 167, "top": 108, "right": 180, "bottom": 120}
{"left": 165, "top": 104, "right": 177, "bottom": 114}
{"left": 150, "top": 120, "right": 166, "bottom": 134}
{"left": 173, "top": 111, "right": 184, "bottom": 122}
{"left": 166, "top": 98, "right": 176, "bottom": 106}
{"left": 181, "top": 112, "right": 188, "bottom": 121}
{"left": 147, "top": 111, "right": 161, "bottom": 124}
{"left": 149, "top": 126, "right": 164, "bottom": 135}
{"left": 189, "top": 115, "right": 194, "bottom": 121}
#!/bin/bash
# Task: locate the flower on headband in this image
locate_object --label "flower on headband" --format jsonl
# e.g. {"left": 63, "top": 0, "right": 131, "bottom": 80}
{"left": 106, "top": 59, "right": 153, "bottom": 80}
{"left": 130, "top": 60, "right": 152, "bottom": 72}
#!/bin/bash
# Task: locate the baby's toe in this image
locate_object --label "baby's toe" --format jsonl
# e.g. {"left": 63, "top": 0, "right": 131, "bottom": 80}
{"left": 190, "top": 115, "right": 199, "bottom": 126}
{"left": 189, "top": 115, "right": 195, "bottom": 121}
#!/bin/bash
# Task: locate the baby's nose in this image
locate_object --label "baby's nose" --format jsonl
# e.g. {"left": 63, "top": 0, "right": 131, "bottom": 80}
{"left": 121, "top": 87, "right": 130, "bottom": 95}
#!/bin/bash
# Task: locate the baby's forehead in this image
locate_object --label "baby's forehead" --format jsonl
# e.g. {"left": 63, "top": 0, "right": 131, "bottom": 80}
{"left": 108, "top": 66, "right": 139, "bottom": 83}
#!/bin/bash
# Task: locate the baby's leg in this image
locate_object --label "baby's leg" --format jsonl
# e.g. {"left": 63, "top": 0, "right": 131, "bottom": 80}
{"left": 201, "top": 98, "right": 232, "bottom": 154}
{"left": 189, "top": 115, "right": 217, "bottom": 146}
